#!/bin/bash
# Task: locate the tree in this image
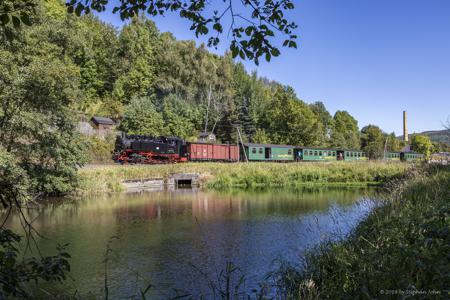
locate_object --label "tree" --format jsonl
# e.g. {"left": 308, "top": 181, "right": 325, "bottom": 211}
{"left": 161, "top": 94, "right": 198, "bottom": 139}
{"left": 253, "top": 129, "right": 270, "bottom": 144}
{"left": 309, "top": 101, "right": 333, "bottom": 147}
{"left": 66, "top": 0, "right": 298, "bottom": 64}
{"left": 260, "top": 86, "right": 323, "bottom": 146}
{"left": 113, "top": 17, "right": 159, "bottom": 102}
{"left": 1, "top": 8, "right": 87, "bottom": 294}
{"left": 443, "top": 116, "right": 450, "bottom": 143}
{"left": 411, "top": 135, "right": 433, "bottom": 157}
{"left": 0, "top": 45, "right": 88, "bottom": 195}
{"left": 360, "top": 125, "right": 385, "bottom": 159}
{"left": 0, "top": 152, "right": 72, "bottom": 299}
{"left": 386, "top": 132, "right": 401, "bottom": 152}
{"left": 119, "top": 96, "right": 164, "bottom": 135}
{"left": 331, "top": 111, "right": 360, "bottom": 149}
{"left": 0, "top": 0, "right": 36, "bottom": 40}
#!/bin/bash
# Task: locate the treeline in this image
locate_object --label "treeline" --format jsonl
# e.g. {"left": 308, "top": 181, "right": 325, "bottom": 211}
{"left": 1, "top": 1, "right": 409, "bottom": 150}
{"left": 0, "top": 0, "right": 442, "bottom": 197}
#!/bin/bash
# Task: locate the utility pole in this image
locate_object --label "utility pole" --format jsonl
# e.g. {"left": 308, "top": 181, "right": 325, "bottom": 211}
{"left": 236, "top": 126, "right": 248, "bottom": 162}
{"left": 384, "top": 137, "right": 388, "bottom": 160}
{"left": 204, "top": 85, "right": 212, "bottom": 133}
{"left": 237, "top": 127, "right": 240, "bottom": 162}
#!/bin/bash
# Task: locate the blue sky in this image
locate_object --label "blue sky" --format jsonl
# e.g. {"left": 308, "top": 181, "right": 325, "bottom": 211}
{"left": 95, "top": 0, "right": 450, "bottom": 135}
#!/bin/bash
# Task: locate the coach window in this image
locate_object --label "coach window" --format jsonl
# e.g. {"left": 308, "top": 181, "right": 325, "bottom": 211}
{"left": 288, "top": 149, "right": 292, "bottom": 155}
{"left": 323, "top": 151, "right": 327, "bottom": 156}
{"left": 314, "top": 151, "right": 318, "bottom": 156}
{"left": 319, "top": 151, "right": 322, "bottom": 156}
{"left": 252, "top": 148, "right": 257, "bottom": 154}
{"left": 259, "top": 148, "right": 263, "bottom": 154}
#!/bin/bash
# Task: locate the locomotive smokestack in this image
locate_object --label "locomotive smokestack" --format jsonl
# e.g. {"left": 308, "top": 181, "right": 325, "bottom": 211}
{"left": 403, "top": 110, "right": 408, "bottom": 142}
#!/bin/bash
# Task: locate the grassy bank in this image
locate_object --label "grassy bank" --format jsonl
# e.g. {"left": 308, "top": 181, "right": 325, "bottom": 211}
{"left": 280, "top": 164, "right": 450, "bottom": 299}
{"left": 77, "top": 161, "right": 408, "bottom": 194}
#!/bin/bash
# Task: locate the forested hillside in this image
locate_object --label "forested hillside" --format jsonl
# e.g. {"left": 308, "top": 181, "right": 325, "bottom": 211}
{"left": 5, "top": 0, "right": 438, "bottom": 169}
{"left": 2, "top": 0, "right": 369, "bottom": 147}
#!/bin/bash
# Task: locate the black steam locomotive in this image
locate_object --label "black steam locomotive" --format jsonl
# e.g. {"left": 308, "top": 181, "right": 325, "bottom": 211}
{"left": 114, "top": 135, "right": 187, "bottom": 163}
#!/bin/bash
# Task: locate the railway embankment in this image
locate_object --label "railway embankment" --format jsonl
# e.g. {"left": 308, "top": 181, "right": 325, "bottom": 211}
{"left": 77, "top": 161, "right": 408, "bottom": 194}
{"left": 278, "top": 164, "right": 450, "bottom": 298}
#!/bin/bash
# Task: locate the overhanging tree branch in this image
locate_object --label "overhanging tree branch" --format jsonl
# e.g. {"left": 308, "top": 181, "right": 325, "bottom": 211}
{"left": 64, "top": 0, "right": 298, "bottom": 64}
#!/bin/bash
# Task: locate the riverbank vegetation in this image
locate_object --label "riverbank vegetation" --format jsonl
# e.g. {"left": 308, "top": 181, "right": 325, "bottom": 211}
{"left": 78, "top": 161, "right": 408, "bottom": 194}
{"left": 278, "top": 164, "right": 450, "bottom": 298}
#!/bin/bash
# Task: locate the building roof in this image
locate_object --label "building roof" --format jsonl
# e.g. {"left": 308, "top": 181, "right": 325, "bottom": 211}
{"left": 401, "top": 145, "right": 411, "bottom": 152}
{"left": 91, "top": 116, "right": 115, "bottom": 125}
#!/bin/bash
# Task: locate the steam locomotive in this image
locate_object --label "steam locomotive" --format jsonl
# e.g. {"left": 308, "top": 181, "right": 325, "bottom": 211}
{"left": 113, "top": 134, "right": 239, "bottom": 164}
{"left": 113, "top": 134, "right": 425, "bottom": 164}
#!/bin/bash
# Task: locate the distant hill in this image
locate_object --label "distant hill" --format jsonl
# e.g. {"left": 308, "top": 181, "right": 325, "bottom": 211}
{"left": 416, "top": 130, "right": 450, "bottom": 145}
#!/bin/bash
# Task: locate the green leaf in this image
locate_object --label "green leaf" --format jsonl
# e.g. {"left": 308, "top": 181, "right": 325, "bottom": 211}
{"left": 239, "top": 50, "right": 245, "bottom": 59}
{"left": 265, "top": 53, "right": 271, "bottom": 62}
{"left": 75, "top": 3, "right": 84, "bottom": 16}
{"left": 271, "top": 48, "right": 280, "bottom": 57}
{"left": 0, "top": 14, "right": 9, "bottom": 25}
{"left": 213, "top": 23, "right": 222, "bottom": 33}
{"left": 12, "top": 16, "right": 20, "bottom": 28}
{"left": 231, "top": 44, "right": 239, "bottom": 58}
{"left": 20, "top": 13, "right": 32, "bottom": 26}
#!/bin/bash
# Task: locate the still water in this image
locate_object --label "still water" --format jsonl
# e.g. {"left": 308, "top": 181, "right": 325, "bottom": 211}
{"left": 4, "top": 188, "right": 378, "bottom": 298}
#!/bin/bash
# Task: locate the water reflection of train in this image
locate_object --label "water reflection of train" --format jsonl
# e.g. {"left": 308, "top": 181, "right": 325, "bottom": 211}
{"left": 113, "top": 135, "right": 425, "bottom": 164}
{"left": 115, "top": 189, "right": 371, "bottom": 221}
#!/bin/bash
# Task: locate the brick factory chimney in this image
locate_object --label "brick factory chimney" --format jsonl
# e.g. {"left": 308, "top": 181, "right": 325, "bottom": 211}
{"left": 403, "top": 110, "right": 408, "bottom": 142}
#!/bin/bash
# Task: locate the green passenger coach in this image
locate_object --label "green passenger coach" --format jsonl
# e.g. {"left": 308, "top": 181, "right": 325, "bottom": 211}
{"left": 244, "top": 144, "right": 294, "bottom": 161}
{"left": 401, "top": 152, "right": 425, "bottom": 162}
{"left": 385, "top": 152, "right": 401, "bottom": 161}
{"left": 344, "top": 150, "right": 367, "bottom": 161}
{"left": 241, "top": 143, "right": 422, "bottom": 163}
{"left": 300, "top": 148, "right": 337, "bottom": 161}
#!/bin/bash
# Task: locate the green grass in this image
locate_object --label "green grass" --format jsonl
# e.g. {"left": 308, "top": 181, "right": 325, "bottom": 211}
{"left": 77, "top": 161, "right": 409, "bottom": 194}
{"left": 280, "top": 164, "right": 450, "bottom": 299}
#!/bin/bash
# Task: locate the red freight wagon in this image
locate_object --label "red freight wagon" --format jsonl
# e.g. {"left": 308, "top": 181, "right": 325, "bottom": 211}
{"left": 188, "top": 143, "right": 240, "bottom": 162}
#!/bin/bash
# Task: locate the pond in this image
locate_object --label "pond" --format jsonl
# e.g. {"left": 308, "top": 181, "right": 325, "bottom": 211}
{"left": 3, "top": 187, "right": 379, "bottom": 299}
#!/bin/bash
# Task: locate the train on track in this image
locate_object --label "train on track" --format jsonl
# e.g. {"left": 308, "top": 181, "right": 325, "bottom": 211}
{"left": 113, "top": 134, "right": 425, "bottom": 164}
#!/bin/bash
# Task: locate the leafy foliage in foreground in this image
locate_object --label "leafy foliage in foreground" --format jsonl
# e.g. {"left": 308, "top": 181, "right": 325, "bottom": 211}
{"left": 0, "top": 229, "right": 71, "bottom": 299}
{"left": 283, "top": 165, "right": 450, "bottom": 298}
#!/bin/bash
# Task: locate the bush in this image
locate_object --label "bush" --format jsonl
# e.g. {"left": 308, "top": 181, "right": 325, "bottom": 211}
{"left": 86, "top": 135, "right": 116, "bottom": 163}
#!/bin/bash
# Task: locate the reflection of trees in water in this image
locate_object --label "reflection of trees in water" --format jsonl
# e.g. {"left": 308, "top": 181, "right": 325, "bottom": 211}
{"left": 0, "top": 188, "right": 378, "bottom": 298}
{"left": 1, "top": 187, "right": 376, "bottom": 228}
